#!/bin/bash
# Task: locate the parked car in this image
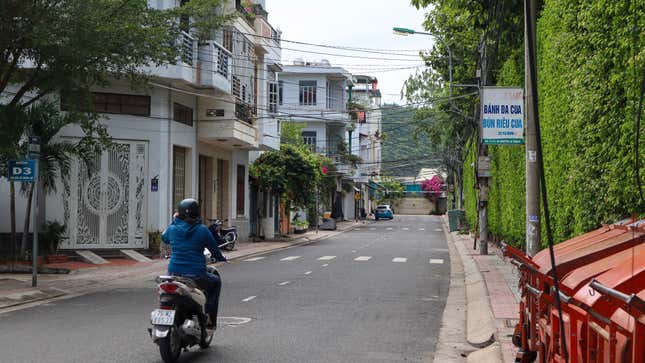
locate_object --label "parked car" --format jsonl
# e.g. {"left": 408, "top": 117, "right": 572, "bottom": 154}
{"left": 374, "top": 205, "right": 394, "bottom": 220}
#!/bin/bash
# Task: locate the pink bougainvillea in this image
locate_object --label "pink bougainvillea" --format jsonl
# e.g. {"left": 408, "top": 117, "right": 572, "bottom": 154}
{"left": 421, "top": 176, "right": 444, "bottom": 201}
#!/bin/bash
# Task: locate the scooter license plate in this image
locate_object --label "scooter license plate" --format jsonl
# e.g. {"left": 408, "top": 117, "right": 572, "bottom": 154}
{"left": 150, "top": 309, "right": 176, "bottom": 325}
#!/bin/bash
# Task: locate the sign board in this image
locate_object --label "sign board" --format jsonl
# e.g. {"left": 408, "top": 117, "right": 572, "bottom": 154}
{"left": 8, "top": 160, "right": 36, "bottom": 182}
{"left": 481, "top": 87, "right": 524, "bottom": 145}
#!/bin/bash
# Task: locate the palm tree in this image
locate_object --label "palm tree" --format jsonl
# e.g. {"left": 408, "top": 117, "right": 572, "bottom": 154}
{"left": 18, "top": 102, "right": 102, "bottom": 257}
{"left": 0, "top": 104, "right": 29, "bottom": 263}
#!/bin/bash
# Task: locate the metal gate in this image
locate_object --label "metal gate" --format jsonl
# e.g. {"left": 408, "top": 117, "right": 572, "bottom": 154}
{"left": 61, "top": 141, "right": 148, "bottom": 249}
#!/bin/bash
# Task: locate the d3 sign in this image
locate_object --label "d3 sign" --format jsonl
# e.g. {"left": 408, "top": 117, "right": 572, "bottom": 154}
{"left": 8, "top": 160, "right": 36, "bottom": 182}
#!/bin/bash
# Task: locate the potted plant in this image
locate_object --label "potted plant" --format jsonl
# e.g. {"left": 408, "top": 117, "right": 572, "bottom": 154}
{"left": 41, "top": 221, "right": 67, "bottom": 264}
{"left": 293, "top": 220, "right": 309, "bottom": 234}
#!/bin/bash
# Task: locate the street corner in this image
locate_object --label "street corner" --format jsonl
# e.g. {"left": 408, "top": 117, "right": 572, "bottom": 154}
{"left": 0, "top": 278, "right": 66, "bottom": 311}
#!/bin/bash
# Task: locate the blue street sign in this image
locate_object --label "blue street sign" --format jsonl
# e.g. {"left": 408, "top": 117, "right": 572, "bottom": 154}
{"left": 8, "top": 160, "right": 36, "bottom": 182}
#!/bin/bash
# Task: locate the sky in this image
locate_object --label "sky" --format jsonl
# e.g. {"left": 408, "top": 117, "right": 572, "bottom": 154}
{"left": 266, "top": 0, "right": 431, "bottom": 105}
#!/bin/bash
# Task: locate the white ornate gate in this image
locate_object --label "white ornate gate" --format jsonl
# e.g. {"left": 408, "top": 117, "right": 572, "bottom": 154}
{"left": 60, "top": 141, "right": 148, "bottom": 249}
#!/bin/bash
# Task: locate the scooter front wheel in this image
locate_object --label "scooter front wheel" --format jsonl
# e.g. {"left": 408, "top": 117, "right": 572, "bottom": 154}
{"left": 158, "top": 326, "right": 181, "bottom": 363}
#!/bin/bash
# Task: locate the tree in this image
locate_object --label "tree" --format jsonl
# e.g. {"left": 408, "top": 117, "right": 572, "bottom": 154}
{"left": 17, "top": 102, "right": 97, "bottom": 257}
{"left": 1, "top": 0, "right": 230, "bottom": 257}
{"left": 376, "top": 177, "right": 405, "bottom": 209}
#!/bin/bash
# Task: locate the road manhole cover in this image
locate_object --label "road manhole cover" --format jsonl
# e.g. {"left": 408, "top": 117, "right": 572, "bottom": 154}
{"left": 219, "top": 317, "right": 252, "bottom": 326}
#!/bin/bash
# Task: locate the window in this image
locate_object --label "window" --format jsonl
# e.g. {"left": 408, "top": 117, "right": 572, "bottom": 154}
{"left": 232, "top": 76, "right": 241, "bottom": 99}
{"left": 223, "top": 29, "right": 233, "bottom": 53}
{"left": 62, "top": 92, "right": 150, "bottom": 117}
{"left": 173, "top": 102, "right": 193, "bottom": 126}
{"left": 299, "top": 80, "right": 317, "bottom": 106}
{"left": 173, "top": 146, "right": 187, "bottom": 212}
{"left": 302, "top": 131, "right": 317, "bottom": 151}
{"left": 268, "top": 82, "right": 278, "bottom": 113}
{"left": 241, "top": 85, "right": 247, "bottom": 102}
{"left": 236, "top": 164, "right": 246, "bottom": 216}
{"left": 278, "top": 81, "right": 283, "bottom": 105}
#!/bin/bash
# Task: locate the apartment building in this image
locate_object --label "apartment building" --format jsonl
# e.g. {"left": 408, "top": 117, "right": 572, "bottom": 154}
{"left": 0, "top": 0, "right": 282, "bottom": 249}
{"left": 351, "top": 75, "right": 382, "bottom": 216}
{"left": 278, "top": 60, "right": 360, "bottom": 221}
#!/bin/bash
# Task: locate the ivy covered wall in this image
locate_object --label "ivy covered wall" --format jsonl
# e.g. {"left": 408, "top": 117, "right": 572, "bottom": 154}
{"left": 462, "top": 0, "right": 644, "bottom": 247}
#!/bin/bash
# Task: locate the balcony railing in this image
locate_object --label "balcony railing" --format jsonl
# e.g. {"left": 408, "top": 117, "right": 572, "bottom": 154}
{"left": 180, "top": 31, "right": 196, "bottom": 65}
{"left": 214, "top": 42, "right": 230, "bottom": 77}
{"left": 235, "top": 101, "right": 254, "bottom": 124}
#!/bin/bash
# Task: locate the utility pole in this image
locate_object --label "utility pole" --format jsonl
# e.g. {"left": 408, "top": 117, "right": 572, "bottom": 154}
{"left": 478, "top": 41, "right": 489, "bottom": 256}
{"left": 29, "top": 136, "right": 40, "bottom": 287}
{"left": 525, "top": 0, "right": 540, "bottom": 257}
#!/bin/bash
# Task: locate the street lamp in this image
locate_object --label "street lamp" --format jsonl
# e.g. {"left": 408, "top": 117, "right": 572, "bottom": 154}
{"left": 393, "top": 27, "right": 453, "bottom": 100}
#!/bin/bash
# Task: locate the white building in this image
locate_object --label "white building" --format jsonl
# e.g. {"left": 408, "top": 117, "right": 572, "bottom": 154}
{"left": 351, "top": 75, "right": 383, "bottom": 215}
{"left": 0, "top": 0, "right": 282, "bottom": 250}
{"left": 278, "top": 60, "right": 360, "bottom": 221}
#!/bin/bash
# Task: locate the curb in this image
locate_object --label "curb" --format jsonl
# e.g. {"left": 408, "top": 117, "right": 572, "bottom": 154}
{"left": 466, "top": 342, "right": 502, "bottom": 363}
{"left": 431, "top": 218, "right": 471, "bottom": 362}
{"left": 439, "top": 216, "right": 499, "bottom": 360}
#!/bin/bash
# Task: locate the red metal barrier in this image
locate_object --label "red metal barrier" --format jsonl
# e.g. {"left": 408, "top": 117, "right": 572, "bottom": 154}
{"left": 503, "top": 218, "right": 645, "bottom": 363}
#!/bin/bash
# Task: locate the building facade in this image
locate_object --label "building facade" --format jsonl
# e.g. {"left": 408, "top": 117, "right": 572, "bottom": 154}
{"left": 0, "top": 0, "right": 282, "bottom": 249}
{"left": 278, "top": 61, "right": 363, "bottom": 222}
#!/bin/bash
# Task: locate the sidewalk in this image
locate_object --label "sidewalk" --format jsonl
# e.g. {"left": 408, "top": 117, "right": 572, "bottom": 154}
{"left": 0, "top": 220, "right": 365, "bottom": 312}
{"left": 436, "top": 216, "right": 520, "bottom": 363}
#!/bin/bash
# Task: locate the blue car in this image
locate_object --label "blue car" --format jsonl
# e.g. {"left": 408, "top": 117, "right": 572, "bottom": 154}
{"left": 374, "top": 205, "right": 394, "bottom": 220}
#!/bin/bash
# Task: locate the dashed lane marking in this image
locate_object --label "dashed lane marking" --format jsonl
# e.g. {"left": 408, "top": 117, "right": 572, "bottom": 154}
{"left": 369, "top": 227, "right": 376, "bottom": 231}
{"left": 304, "top": 271, "right": 312, "bottom": 275}
{"left": 322, "top": 264, "right": 329, "bottom": 267}
{"left": 402, "top": 227, "right": 409, "bottom": 230}
{"left": 392, "top": 257, "right": 407, "bottom": 263}
{"left": 386, "top": 227, "right": 393, "bottom": 231}
{"left": 280, "top": 256, "right": 301, "bottom": 261}
{"left": 243, "top": 257, "right": 266, "bottom": 262}
{"left": 429, "top": 258, "right": 445, "bottom": 264}
{"left": 317, "top": 256, "right": 336, "bottom": 261}
{"left": 419, "top": 228, "right": 425, "bottom": 231}
{"left": 242, "top": 296, "right": 256, "bottom": 302}
{"left": 278, "top": 281, "right": 291, "bottom": 286}
{"left": 434, "top": 228, "right": 443, "bottom": 232}
{"left": 354, "top": 256, "right": 372, "bottom": 261}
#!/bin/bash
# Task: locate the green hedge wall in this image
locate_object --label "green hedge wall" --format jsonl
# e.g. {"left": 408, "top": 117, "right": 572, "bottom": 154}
{"left": 463, "top": 0, "right": 644, "bottom": 247}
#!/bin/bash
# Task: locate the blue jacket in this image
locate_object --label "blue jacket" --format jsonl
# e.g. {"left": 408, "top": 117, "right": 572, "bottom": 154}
{"left": 162, "top": 218, "right": 226, "bottom": 277}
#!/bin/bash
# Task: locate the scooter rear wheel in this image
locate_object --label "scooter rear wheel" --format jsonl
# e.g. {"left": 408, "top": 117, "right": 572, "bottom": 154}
{"left": 159, "top": 326, "right": 181, "bottom": 363}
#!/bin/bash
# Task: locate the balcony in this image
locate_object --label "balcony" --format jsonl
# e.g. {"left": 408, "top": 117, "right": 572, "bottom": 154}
{"left": 198, "top": 41, "right": 231, "bottom": 93}
{"left": 141, "top": 31, "right": 197, "bottom": 86}
{"left": 235, "top": 101, "right": 254, "bottom": 124}
{"left": 198, "top": 99, "right": 259, "bottom": 149}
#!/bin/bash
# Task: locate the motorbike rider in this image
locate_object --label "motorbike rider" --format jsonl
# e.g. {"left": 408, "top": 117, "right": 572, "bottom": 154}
{"left": 161, "top": 198, "right": 227, "bottom": 329}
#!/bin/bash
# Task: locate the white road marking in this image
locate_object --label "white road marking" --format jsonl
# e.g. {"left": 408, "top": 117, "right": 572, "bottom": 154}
{"left": 419, "top": 228, "right": 425, "bottom": 231}
{"left": 386, "top": 227, "right": 393, "bottom": 231}
{"left": 430, "top": 258, "right": 445, "bottom": 264}
{"left": 243, "top": 257, "right": 265, "bottom": 262}
{"left": 354, "top": 256, "right": 372, "bottom": 261}
{"left": 352, "top": 250, "right": 357, "bottom": 253}
{"left": 402, "top": 227, "right": 409, "bottom": 230}
{"left": 317, "top": 256, "right": 336, "bottom": 261}
{"left": 304, "top": 271, "right": 312, "bottom": 275}
{"left": 369, "top": 227, "right": 376, "bottom": 231}
{"left": 322, "top": 264, "right": 329, "bottom": 267}
{"left": 355, "top": 228, "right": 361, "bottom": 231}
{"left": 278, "top": 281, "right": 290, "bottom": 286}
{"left": 242, "top": 296, "right": 256, "bottom": 302}
{"left": 280, "top": 256, "right": 301, "bottom": 261}
{"left": 392, "top": 257, "right": 407, "bottom": 263}
{"left": 434, "top": 228, "right": 443, "bottom": 232}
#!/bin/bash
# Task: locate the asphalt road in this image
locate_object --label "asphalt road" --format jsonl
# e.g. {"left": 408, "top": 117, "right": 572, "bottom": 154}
{"left": 0, "top": 215, "right": 450, "bottom": 363}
